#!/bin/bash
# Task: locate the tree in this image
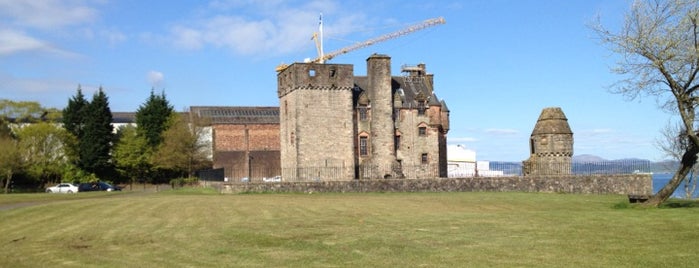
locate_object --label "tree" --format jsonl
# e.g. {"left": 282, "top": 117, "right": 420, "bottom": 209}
{"left": 79, "top": 87, "right": 115, "bottom": 179}
{"left": 592, "top": 0, "right": 699, "bottom": 206}
{"left": 0, "top": 136, "right": 21, "bottom": 193}
{"left": 62, "top": 86, "right": 88, "bottom": 141}
{"left": 16, "top": 122, "right": 77, "bottom": 187}
{"left": 656, "top": 122, "right": 698, "bottom": 198}
{"left": 0, "top": 99, "right": 58, "bottom": 123}
{"left": 0, "top": 117, "right": 12, "bottom": 138}
{"left": 135, "top": 90, "right": 174, "bottom": 148}
{"left": 113, "top": 125, "right": 152, "bottom": 187}
{"left": 152, "top": 113, "right": 211, "bottom": 177}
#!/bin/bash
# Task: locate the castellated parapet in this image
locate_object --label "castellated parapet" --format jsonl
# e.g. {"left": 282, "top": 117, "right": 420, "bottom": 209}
{"left": 523, "top": 107, "right": 573, "bottom": 176}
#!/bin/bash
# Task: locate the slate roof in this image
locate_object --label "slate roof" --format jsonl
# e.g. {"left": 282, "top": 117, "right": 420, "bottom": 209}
{"left": 112, "top": 112, "right": 137, "bottom": 123}
{"left": 353, "top": 76, "right": 445, "bottom": 109}
{"left": 189, "top": 106, "right": 279, "bottom": 124}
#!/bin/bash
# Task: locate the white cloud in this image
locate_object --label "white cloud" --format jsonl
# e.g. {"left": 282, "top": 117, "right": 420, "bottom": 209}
{"left": 485, "top": 128, "right": 519, "bottom": 135}
{"left": 0, "top": 0, "right": 107, "bottom": 57}
{"left": 169, "top": 1, "right": 368, "bottom": 57}
{"left": 0, "top": 29, "right": 48, "bottom": 55}
{"left": 0, "top": 72, "right": 77, "bottom": 94}
{"left": 147, "top": 71, "right": 165, "bottom": 88}
{"left": 0, "top": 29, "right": 74, "bottom": 56}
{"left": 448, "top": 137, "right": 478, "bottom": 143}
{"left": 100, "top": 29, "right": 128, "bottom": 45}
{"left": 0, "top": 0, "right": 98, "bottom": 30}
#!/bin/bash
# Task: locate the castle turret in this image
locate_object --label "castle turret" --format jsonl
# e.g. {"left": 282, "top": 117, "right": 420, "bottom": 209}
{"left": 366, "top": 54, "right": 400, "bottom": 178}
{"left": 523, "top": 107, "right": 573, "bottom": 176}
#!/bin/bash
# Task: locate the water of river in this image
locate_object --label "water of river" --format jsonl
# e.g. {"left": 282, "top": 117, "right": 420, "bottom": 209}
{"left": 653, "top": 173, "right": 699, "bottom": 198}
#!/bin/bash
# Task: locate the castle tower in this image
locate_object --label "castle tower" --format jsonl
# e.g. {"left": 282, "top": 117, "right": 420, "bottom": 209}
{"left": 523, "top": 107, "right": 573, "bottom": 176}
{"left": 277, "top": 62, "right": 355, "bottom": 181}
{"left": 365, "top": 54, "right": 400, "bottom": 178}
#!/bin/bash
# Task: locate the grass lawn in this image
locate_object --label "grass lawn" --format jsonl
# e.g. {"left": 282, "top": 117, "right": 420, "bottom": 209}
{"left": 1, "top": 190, "right": 698, "bottom": 267}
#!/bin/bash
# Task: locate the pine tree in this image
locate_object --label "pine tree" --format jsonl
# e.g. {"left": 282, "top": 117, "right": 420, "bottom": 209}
{"left": 61, "top": 87, "right": 116, "bottom": 180}
{"left": 62, "top": 86, "right": 88, "bottom": 140}
{"left": 135, "top": 90, "right": 174, "bottom": 148}
{"left": 80, "top": 87, "right": 115, "bottom": 179}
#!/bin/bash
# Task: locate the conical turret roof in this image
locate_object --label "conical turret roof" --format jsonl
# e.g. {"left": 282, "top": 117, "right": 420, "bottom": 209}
{"left": 531, "top": 107, "right": 572, "bottom": 135}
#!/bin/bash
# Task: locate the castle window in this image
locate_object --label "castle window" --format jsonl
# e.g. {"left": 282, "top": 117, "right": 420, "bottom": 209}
{"left": 329, "top": 69, "right": 336, "bottom": 77}
{"left": 417, "top": 101, "right": 426, "bottom": 116}
{"left": 359, "top": 136, "right": 368, "bottom": 156}
{"left": 395, "top": 135, "right": 401, "bottom": 150}
{"left": 359, "top": 107, "right": 368, "bottom": 121}
{"left": 418, "top": 127, "right": 426, "bottom": 136}
{"left": 309, "top": 69, "right": 316, "bottom": 77}
{"left": 421, "top": 153, "right": 428, "bottom": 164}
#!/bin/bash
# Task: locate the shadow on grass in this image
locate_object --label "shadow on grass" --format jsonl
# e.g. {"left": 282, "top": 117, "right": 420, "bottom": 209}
{"left": 160, "top": 187, "right": 221, "bottom": 195}
{"left": 660, "top": 199, "right": 699, "bottom": 208}
{"left": 613, "top": 199, "right": 699, "bottom": 209}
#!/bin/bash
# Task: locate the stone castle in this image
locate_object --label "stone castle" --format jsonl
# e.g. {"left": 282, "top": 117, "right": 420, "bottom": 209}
{"left": 185, "top": 54, "right": 449, "bottom": 181}
{"left": 277, "top": 54, "right": 449, "bottom": 180}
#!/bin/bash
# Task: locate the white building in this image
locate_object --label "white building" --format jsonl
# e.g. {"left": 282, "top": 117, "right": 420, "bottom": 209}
{"left": 447, "top": 145, "right": 504, "bottom": 177}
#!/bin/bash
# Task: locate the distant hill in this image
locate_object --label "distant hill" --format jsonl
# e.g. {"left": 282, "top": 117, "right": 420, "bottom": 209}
{"left": 572, "top": 154, "right": 607, "bottom": 162}
{"left": 490, "top": 155, "right": 679, "bottom": 174}
{"left": 573, "top": 154, "right": 653, "bottom": 163}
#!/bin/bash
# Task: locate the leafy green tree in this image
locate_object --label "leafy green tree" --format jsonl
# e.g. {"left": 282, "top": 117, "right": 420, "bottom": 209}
{"left": 592, "top": 0, "right": 699, "bottom": 206}
{"left": 16, "top": 122, "right": 77, "bottom": 187}
{"left": 152, "top": 113, "right": 211, "bottom": 177}
{"left": 62, "top": 86, "right": 88, "bottom": 140}
{"left": 113, "top": 125, "right": 152, "bottom": 186}
{"left": 0, "top": 136, "right": 21, "bottom": 193}
{"left": 79, "top": 87, "right": 115, "bottom": 179}
{"left": 0, "top": 99, "right": 47, "bottom": 123}
{"left": 0, "top": 117, "right": 12, "bottom": 138}
{"left": 136, "top": 90, "right": 174, "bottom": 148}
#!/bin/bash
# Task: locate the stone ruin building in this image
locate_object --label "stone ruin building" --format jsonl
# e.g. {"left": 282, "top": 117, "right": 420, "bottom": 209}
{"left": 522, "top": 107, "right": 574, "bottom": 176}
{"left": 277, "top": 54, "right": 449, "bottom": 181}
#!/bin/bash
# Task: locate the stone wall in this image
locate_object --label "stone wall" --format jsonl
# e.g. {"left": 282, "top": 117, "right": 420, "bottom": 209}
{"left": 219, "top": 174, "right": 652, "bottom": 195}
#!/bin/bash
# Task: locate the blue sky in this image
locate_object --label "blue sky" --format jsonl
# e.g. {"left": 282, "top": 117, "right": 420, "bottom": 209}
{"left": 0, "top": 0, "right": 673, "bottom": 161}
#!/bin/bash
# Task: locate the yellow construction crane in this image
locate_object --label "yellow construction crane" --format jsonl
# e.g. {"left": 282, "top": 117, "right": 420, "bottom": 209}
{"left": 276, "top": 16, "right": 445, "bottom": 72}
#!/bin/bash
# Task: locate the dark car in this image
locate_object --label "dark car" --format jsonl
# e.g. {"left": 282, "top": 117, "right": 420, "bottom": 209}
{"left": 78, "top": 182, "right": 122, "bottom": 192}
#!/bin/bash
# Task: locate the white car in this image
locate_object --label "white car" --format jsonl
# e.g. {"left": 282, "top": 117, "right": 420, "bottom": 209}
{"left": 46, "top": 183, "right": 79, "bottom": 194}
{"left": 262, "top": 176, "right": 282, "bottom": 182}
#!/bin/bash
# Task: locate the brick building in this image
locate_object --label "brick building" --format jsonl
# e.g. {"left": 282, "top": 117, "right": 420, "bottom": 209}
{"left": 189, "top": 106, "right": 280, "bottom": 181}
{"left": 277, "top": 54, "right": 449, "bottom": 180}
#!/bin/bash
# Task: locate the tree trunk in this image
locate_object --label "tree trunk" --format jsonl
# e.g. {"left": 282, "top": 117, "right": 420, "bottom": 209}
{"left": 644, "top": 146, "right": 698, "bottom": 206}
{"left": 3, "top": 171, "right": 10, "bottom": 194}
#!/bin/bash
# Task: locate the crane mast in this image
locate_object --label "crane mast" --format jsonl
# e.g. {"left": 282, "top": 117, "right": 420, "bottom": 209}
{"left": 276, "top": 16, "right": 445, "bottom": 72}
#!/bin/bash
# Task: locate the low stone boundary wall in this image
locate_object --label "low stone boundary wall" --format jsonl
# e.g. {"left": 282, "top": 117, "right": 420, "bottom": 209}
{"left": 220, "top": 174, "right": 652, "bottom": 195}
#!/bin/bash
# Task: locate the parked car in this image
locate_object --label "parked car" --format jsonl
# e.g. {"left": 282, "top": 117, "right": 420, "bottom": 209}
{"left": 262, "top": 176, "right": 282, "bottom": 182}
{"left": 78, "top": 182, "right": 122, "bottom": 192}
{"left": 46, "top": 183, "right": 79, "bottom": 194}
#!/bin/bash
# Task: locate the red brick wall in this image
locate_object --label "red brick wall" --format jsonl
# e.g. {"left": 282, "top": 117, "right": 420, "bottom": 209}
{"left": 212, "top": 124, "right": 281, "bottom": 180}
{"left": 213, "top": 124, "right": 280, "bottom": 151}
